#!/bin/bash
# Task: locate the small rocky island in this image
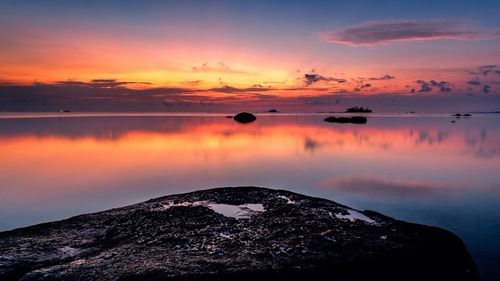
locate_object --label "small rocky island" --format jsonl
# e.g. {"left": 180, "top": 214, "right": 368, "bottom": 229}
{"left": 233, "top": 112, "right": 256, "bottom": 123}
{"left": 346, "top": 106, "right": 372, "bottom": 113}
{"left": 324, "top": 116, "right": 368, "bottom": 124}
{"left": 0, "top": 187, "right": 478, "bottom": 281}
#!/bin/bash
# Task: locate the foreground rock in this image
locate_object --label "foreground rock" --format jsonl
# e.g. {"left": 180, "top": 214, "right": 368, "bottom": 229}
{"left": 233, "top": 112, "right": 256, "bottom": 123}
{"left": 324, "top": 116, "right": 367, "bottom": 124}
{"left": 0, "top": 187, "right": 478, "bottom": 281}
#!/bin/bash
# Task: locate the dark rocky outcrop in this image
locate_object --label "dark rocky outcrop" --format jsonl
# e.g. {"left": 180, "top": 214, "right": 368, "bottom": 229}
{"left": 324, "top": 116, "right": 368, "bottom": 124}
{"left": 233, "top": 112, "right": 256, "bottom": 123}
{"left": 267, "top": 109, "right": 278, "bottom": 113}
{"left": 0, "top": 187, "right": 478, "bottom": 281}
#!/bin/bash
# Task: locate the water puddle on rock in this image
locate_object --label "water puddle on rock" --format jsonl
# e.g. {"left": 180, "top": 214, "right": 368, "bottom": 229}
{"left": 162, "top": 201, "right": 265, "bottom": 219}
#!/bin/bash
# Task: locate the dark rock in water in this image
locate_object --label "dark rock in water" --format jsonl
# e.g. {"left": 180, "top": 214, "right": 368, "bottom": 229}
{"left": 324, "top": 116, "right": 367, "bottom": 124}
{"left": 463, "top": 114, "right": 472, "bottom": 117}
{"left": 0, "top": 187, "right": 478, "bottom": 281}
{"left": 267, "top": 109, "right": 278, "bottom": 113}
{"left": 225, "top": 115, "right": 233, "bottom": 119}
{"left": 234, "top": 112, "right": 256, "bottom": 123}
{"left": 453, "top": 113, "right": 462, "bottom": 117}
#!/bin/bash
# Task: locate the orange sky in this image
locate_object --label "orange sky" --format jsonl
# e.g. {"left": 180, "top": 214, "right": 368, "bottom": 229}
{"left": 0, "top": 1, "right": 499, "bottom": 111}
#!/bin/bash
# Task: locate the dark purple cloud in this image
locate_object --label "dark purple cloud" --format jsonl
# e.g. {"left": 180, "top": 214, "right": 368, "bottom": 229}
{"left": 415, "top": 80, "right": 433, "bottom": 92}
{"left": 0, "top": 82, "right": 201, "bottom": 112}
{"left": 320, "top": 20, "right": 490, "bottom": 46}
{"left": 207, "top": 85, "right": 273, "bottom": 93}
{"left": 303, "top": 73, "right": 346, "bottom": 86}
{"left": 283, "top": 87, "right": 331, "bottom": 92}
{"left": 466, "top": 65, "right": 500, "bottom": 76}
{"left": 415, "top": 80, "right": 452, "bottom": 93}
{"left": 56, "top": 79, "right": 151, "bottom": 88}
{"left": 467, "top": 78, "right": 481, "bottom": 86}
{"left": 483, "top": 84, "right": 491, "bottom": 93}
{"left": 479, "top": 65, "right": 498, "bottom": 76}
{"left": 351, "top": 75, "right": 395, "bottom": 91}
{"left": 0, "top": 78, "right": 289, "bottom": 112}
{"left": 354, "top": 83, "right": 372, "bottom": 92}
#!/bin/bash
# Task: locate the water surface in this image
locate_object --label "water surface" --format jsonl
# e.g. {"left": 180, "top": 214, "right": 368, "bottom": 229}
{"left": 0, "top": 113, "right": 499, "bottom": 279}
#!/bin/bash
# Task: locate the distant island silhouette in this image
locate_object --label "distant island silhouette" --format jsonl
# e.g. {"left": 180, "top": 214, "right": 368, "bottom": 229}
{"left": 346, "top": 106, "right": 373, "bottom": 113}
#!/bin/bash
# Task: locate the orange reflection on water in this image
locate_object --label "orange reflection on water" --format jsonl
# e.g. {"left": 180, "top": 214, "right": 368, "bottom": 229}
{"left": 2, "top": 115, "right": 500, "bottom": 279}
{"left": 1, "top": 116, "right": 499, "bottom": 205}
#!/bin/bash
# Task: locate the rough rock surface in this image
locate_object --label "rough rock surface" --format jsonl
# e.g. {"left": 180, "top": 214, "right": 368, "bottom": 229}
{"left": 233, "top": 112, "right": 256, "bottom": 123}
{"left": 0, "top": 187, "right": 478, "bottom": 281}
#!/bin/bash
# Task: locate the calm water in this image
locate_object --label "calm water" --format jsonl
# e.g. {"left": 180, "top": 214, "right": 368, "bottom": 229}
{"left": 0, "top": 113, "right": 499, "bottom": 280}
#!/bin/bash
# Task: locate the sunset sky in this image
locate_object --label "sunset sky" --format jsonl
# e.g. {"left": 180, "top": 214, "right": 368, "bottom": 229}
{"left": 1, "top": 0, "right": 500, "bottom": 112}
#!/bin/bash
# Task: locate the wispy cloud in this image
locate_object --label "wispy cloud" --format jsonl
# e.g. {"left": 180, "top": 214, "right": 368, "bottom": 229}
{"left": 55, "top": 79, "right": 151, "bottom": 88}
{"left": 180, "top": 80, "right": 203, "bottom": 86}
{"left": 466, "top": 65, "right": 500, "bottom": 76}
{"left": 467, "top": 78, "right": 481, "bottom": 86}
{"left": 350, "top": 74, "right": 395, "bottom": 92}
{"left": 368, "top": 74, "right": 395, "bottom": 81}
{"left": 0, "top": 81, "right": 201, "bottom": 112}
{"left": 207, "top": 85, "right": 273, "bottom": 93}
{"left": 263, "top": 81, "right": 286, "bottom": 85}
{"left": 192, "top": 62, "right": 252, "bottom": 74}
{"left": 319, "top": 20, "right": 495, "bottom": 46}
{"left": 303, "top": 73, "right": 346, "bottom": 86}
{"left": 0, "top": 78, "right": 285, "bottom": 112}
